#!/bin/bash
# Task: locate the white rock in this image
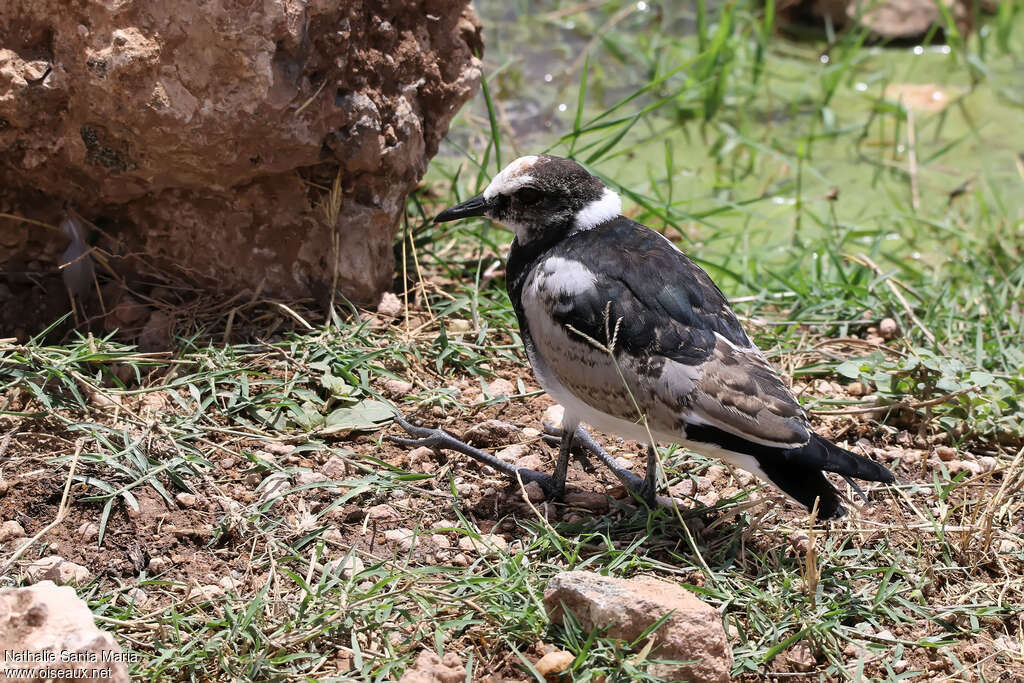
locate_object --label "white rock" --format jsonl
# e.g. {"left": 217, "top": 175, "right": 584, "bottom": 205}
{"left": 385, "top": 527, "right": 415, "bottom": 551}
{"left": 175, "top": 492, "right": 197, "bottom": 507}
{"left": 322, "top": 455, "right": 348, "bottom": 479}
{"left": 326, "top": 554, "right": 365, "bottom": 578}
{"left": 496, "top": 444, "right": 530, "bottom": 462}
{"left": 377, "top": 292, "right": 403, "bottom": 318}
{"left": 0, "top": 582, "right": 129, "bottom": 682}
{"left": 0, "top": 519, "right": 26, "bottom": 542}
{"left": 543, "top": 404, "right": 565, "bottom": 430}
{"left": 25, "top": 556, "right": 91, "bottom": 585}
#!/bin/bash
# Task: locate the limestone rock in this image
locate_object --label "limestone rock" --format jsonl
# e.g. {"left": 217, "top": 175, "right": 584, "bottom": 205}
{"left": 0, "top": 581, "right": 129, "bottom": 682}
{"left": 544, "top": 571, "right": 731, "bottom": 682}
{"left": 24, "top": 556, "right": 92, "bottom": 586}
{"left": 0, "top": 0, "right": 483, "bottom": 338}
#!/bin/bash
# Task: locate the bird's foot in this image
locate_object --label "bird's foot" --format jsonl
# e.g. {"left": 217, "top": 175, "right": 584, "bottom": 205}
{"left": 389, "top": 415, "right": 562, "bottom": 498}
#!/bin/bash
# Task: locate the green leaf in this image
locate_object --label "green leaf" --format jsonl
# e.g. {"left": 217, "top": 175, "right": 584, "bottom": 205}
{"left": 968, "top": 371, "right": 994, "bottom": 388}
{"left": 322, "top": 400, "right": 396, "bottom": 435}
{"left": 321, "top": 372, "right": 354, "bottom": 399}
{"left": 836, "top": 360, "right": 864, "bottom": 379}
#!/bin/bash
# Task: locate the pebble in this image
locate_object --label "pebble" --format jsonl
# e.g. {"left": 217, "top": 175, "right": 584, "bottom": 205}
{"left": 542, "top": 404, "right": 565, "bottom": 430}
{"left": 451, "top": 553, "right": 470, "bottom": 567}
{"left": 175, "top": 492, "right": 197, "bottom": 507}
{"left": 563, "top": 491, "right": 609, "bottom": 513}
{"left": 126, "top": 587, "right": 148, "bottom": 604}
{"left": 258, "top": 472, "right": 292, "bottom": 505}
{"left": 327, "top": 554, "right": 365, "bottom": 578}
{"left": 496, "top": 444, "right": 530, "bottom": 463}
{"left": 295, "top": 469, "right": 328, "bottom": 486}
{"left": 262, "top": 441, "right": 294, "bottom": 456}
{"left": 366, "top": 504, "right": 400, "bottom": 521}
{"left": 847, "top": 381, "right": 868, "bottom": 396}
{"left": 788, "top": 531, "right": 811, "bottom": 555}
{"left": 978, "top": 456, "right": 999, "bottom": 473}
{"left": 486, "top": 378, "right": 516, "bottom": 398}
{"left": 947, "top": 460, "right": 982, "bottom": 476}
{"left": 521, "top": 427, "right": 542, "bottom": 438}
{"left": 322, "top": 528, "right": 344, "bottom": 543}
{"left": 382, "top": 378, "right": 414, "bottom": 396}
{"left": 76, "top": 521, "right": 99, "bottom": 542}
{"left": 384, "top": 527, "right": 415, "bottom": 551}
{"left": 463, "top": 420, "right": 519, "bottom": 447}
{"left": 219, "top": 456, "right": 236, "bottom": 470}
{"left": 148, "top": 556, "right": 170, "bottom": 573}
{"left": 0, "top": 520, "right": 26, "bottom": 542}
{"left": 377, "top": 292, "right": 403, "bottom": 318}
{"left": 514, "top": 454, "right": 546, "bottom": 472}
{"left": 935, "top": 446, "right": 956, "bottom": 461}
{"left": 523, "top": 481, "right": 546, "bottom": 503}
{"left": 535, "top": 650, "right": 574, "bottom": 677}
{"left": 458, "top": 534, "right": 507, "bottom": 554}
{"left": 879, "top": 318, "right": 899, "bottom": 340}
{"left": 25, "top": 556, "right": 91, "bottom": 585}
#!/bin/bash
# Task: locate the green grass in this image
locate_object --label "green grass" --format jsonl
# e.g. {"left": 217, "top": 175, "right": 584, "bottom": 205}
{"left": 2, "top": 1, "right": 1023, "bottom": 680}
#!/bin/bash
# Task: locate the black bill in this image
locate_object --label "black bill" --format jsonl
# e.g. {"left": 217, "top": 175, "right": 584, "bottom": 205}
{"left": 434, "top": 194, "right": 490, "bottom": 223}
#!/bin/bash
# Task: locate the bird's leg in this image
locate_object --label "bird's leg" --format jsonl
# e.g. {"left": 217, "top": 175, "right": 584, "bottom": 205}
{"left": 637, "top": 444, "right": 660, "bottom": 508}
{"left": 549, "top": 417, "right": 579, "bottom": 500}
{"left": 544, "top": 424, "right": 665, "bottom": 506}
{"left": 389, "top": 415, "right": 559, "bottom": 496}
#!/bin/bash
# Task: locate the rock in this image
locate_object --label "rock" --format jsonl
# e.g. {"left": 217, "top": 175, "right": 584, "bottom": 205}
{"left": 485, "top": 377, "right": 516, "bottom": 398}
{"left": 0, "top": 581, "right": 129, "bottom": 682}
{"left": 463, "top": 420, "right": 519, "bottom": 447}
{"left": 261, "top": 442, "right": 295, "bottom": 457}
{"left": 535, "top": 650, "right": 574, "bottom": 678}
{"left": 0, "top": 519, "right": 26, "bottom": 541}
{"left": 382, "top": 378, "right": 414, "bottom": 397}
{"left": 175, "top": 492, "right": 197, "bottom": 507}
{"left": 947, "top": 460, "right": 982, "bottom": 476}
{"left": 451, "top": 553, "right": 470, "bottom": 567}
{"left": 523, "top": 481, "right": 546, "bottom": 503}
{"left": 321, "top": 455, "right": 348, "bottom": 479}
{"left": 543, "top": 404, "right": 565, "bottom": 430}
{"left": 398, "top": 650, "right": 466, "bottom": 683}
{"left": 258, "top": 472, "right": 292, "bottom": 506}
{"left": 847, "top": 381, "right": 868, "bottom": 397}
{"left": 385, "top": 528, "right": 416, "bottom": 551}
{"left": 515, "top": 454, "right": 546, "bottom": 472}
{"left": 366, "top": 504, "right": 400, "bottom": 522}
{"left": 780, "top": 0, "right": 974, "bottom": 41}
{"left": 126, "top": 587, "right": 148, "bottom": 604}
{"left": 147, "top": 556, "right": 170, "bottom": 573}
{"left": 544, "top": 571, "right": 731, "bottom": 683}
{"left": 563, "top": 491, "right": 609, "bottom": 514}
{"left": 788, "top": 531, "right": 811, "bottom": 555}
{"left": 377, "top": 292, "right": 403, "bottom": 318}
{"left": 457, "top": 534, "right": 507, "bottom": 554}
{"left": 25, "top": 556, "right": 91, "bottom": 585}
{"left": 76, "top": 522, "right": 99, "bottom": 542}
{"left": 326, "top": 553, "right": 365, "bottom": 579}
{"left": 295, "top": 469, "right": 328, "bottom": 486}
{"left": 783, "top": 642, "right": 816, "bottom": 672}
{"left": 0, "top": 1, "right": 483, "bottom": 322}
{"left": 878, "top": 318, "right": 899, "bottom": 340}
{"left": 935, "top": 446, "right": 956, "bottom": 461}
{"left": 496, "top": 444, "right": 530, "bottom": 463}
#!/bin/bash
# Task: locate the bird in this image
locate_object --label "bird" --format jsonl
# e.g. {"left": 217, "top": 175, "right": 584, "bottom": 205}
{"left": 396, "top": 154, "right": 894, "bottom": 519}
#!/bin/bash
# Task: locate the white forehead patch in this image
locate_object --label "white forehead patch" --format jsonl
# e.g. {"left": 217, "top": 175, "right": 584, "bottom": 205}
{"left": 482, "top": 155, "right": 540, "bottom": 199}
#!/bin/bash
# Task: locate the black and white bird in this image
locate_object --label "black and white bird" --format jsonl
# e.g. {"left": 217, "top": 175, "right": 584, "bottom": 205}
{"left": 397, "top": 154, "right": 894, "bottom": 519}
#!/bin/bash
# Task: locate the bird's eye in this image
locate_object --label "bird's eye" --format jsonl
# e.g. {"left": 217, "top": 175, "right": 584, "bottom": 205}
{"left": 516, "top": 187, "right": 544, "bottom": 204}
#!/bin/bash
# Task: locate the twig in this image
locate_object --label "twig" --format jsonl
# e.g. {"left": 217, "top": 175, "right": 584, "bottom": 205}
{"left": 906, "top": 106, "right": 920, "bottom": 212}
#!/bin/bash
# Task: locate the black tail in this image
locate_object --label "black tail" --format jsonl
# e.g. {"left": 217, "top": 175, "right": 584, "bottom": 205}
{"left": 685, "top": 425, "right": 895, "bottom": 519}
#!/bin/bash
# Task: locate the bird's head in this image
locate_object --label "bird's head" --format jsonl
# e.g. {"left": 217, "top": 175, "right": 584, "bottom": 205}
{"left": 434, "top": 154, "right": 622, "bottom": 244}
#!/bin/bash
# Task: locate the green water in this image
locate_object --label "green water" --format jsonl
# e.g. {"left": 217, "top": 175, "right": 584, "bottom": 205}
{"left": 432, "top": 2, "right": 1024, "bottom": 294}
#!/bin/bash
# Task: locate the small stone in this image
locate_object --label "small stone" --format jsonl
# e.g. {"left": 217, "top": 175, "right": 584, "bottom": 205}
{"left": 384, "top": 527, "right": 415, "bottom": 551}
{"left": 784, "top": 642, "right": 816, "bottom": 673}
{"left": 219, "top": 576, "right": 239, "bottom": 591}
{"left": 542, "top": 404, "right": 565, "bottom": 430}
{"left": 366, "top": 504, "right": 400, "bottom": 522}
{"left": 847, "top": 381, "right": 868, "bottom": 396}
{"left": 295, "top": 469, "right": 328, "bottom": 486}
{"left": 219, "top": 456, "right": 236, "bottom": 470}
{"left": 0, "top": 520, "right": 26, "bottom": 542}
{"left": 496, "top": 444, "right": 530, "bottom": 463}
{"left": 515, "top": 454, "right": 546, "bottom": 471}
{"left": 89, "top": 390, "right": 122, "bottom": 408}
{"left": 258, "top": 472, "right": 292, "bottom": 505}
{"left": 947, "top": 460, "right": 982, "bottom": 476}
{"left": 463, "top": 419, "right": 519, "bottom": 447}
{"left": 398, "top": 650, "right": 465, "bottom": 683}
{"left": 458, "top": 534, "right": 507, "bottom": 554}
{"left": 879, "top": 318, "right": 899, "bottom": 340}
{"left": 0, "top": 479, "right": 9, "bottom": 495}
{"left": 523, "top": 481, "right": 546, "bottom": 502}
{"left": 25, "top": 556, "right": 91, "bottom": 585}
{"left": 997, "top": 539, "right": 1020, "bottom": 554}
{"left": 935, "top": 446, "right": 956, "bottom": 461}
{"left": 192, "top": 584, "right": 223, "bottom": 601}
{"left": 326, "top": 554, "right": 365, "bottom": 578}
{"left": 175, "top": 492, "right": 197, "bottom": 507}
{"left": 563, "top": 491, "right": 609, "bottom": 513}
{"left": 544, "top": 571, "right": 730, "bottom": 682}
{"left": 126, "top": 587, "right": 148, "bottom": 604}
{"left": 322, "top": 455, "right": 348, "bottom": 479}
{"left": 535, "top": 650, "right": 574, "bottom": 677}
{"left": 322, "top": 528, "right": 344, "bottom": 543}
{"left": 697, "top": 490, "right": 720, "bottom": 507}
{"left": 407, "top": 446, "right": 435, "bottom": 467}
{"left": 892, "top": 659, "right": 908, "bottom": 674}
{"left": 431, "top": 534, "right": 450, "bottom": 548}
{"left": 978, "top": 456, "right": 998, "bottom": 473}
{"left": 377, "top": 292, "right": 403, "bottom": 318}
{"left": 486, "top": 377, "right": 516, "bottom": 398}
{"left": 23, "top": 60, "right": 50, "bottom": 81}
{"left": 76, "top": 522, "right": 99, "bottom": 542}
{"left": 451, "top": 553, "right": 469, "bottom": 567}
{"left": 262, "top": 442, "right": 294, "bottom": 456}
{"left": 522, "top": 426, "right": 542, "bottom": 438}
{"left": 148, "top": 556, "right": 170, "bottom": 573}
{"left": 382, "top": 378, "right": 414, "bottom": 396}
{"left": 788, "top": 531, "right": 811, "bottom": 555}
{"left": 865, "top": 334, "right": 885, "bottom": 346}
